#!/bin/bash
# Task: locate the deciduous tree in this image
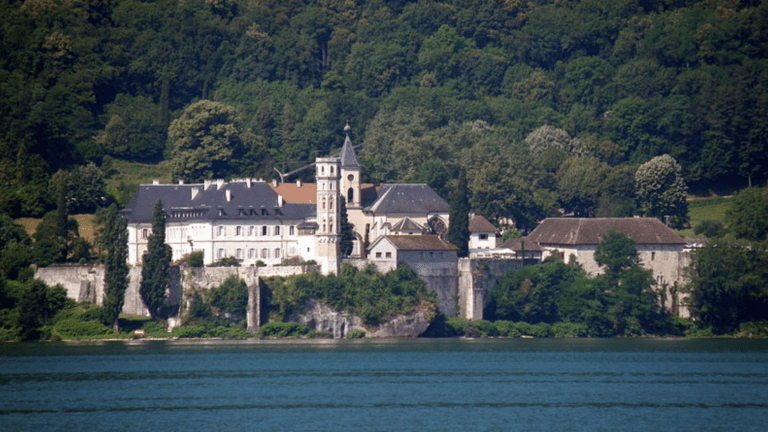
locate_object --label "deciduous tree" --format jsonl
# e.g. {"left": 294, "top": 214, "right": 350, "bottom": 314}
{"left": 635, "top": 154, "right": 688, "bottom": 228}
{"left": 169, "top": 100, "right": 245, "bottom": 182}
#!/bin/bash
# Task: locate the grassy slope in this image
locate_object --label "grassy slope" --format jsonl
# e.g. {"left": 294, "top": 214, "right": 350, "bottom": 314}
{"left": 676, "top": 196, "right": 732, "bottom": 237}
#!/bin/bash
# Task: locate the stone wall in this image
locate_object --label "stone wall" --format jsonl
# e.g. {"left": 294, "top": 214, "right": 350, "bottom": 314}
{"left": 457, "top": 258, "right": 523, "bottom": 320}
{"left": 35, "top": 266, "right": 106, "bottom": 305}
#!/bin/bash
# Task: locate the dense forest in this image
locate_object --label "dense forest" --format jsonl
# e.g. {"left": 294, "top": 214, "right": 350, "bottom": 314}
{"left": 1, "top": 0, "right": 767, "bottom": 227}
{"left": 2, "top": 0, "right": 768, "bottom": 339}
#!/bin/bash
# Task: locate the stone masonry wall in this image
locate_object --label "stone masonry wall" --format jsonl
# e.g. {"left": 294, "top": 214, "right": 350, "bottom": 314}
{"left": 457, "top": 258, "right": 523, "bottom": 320}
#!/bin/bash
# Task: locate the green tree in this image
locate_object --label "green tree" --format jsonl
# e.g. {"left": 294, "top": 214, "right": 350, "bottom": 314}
{"left": 140, "top": 200, "right": 171, "bottom": 319}
{"left": 448, "top": 170, "right": 470, "bottom": 257}
{"left": 726, "top": 187, "right": 768, "bottom": 242}
{"left": 339, "top": 198, "right": 355, "bottom": 257}
{"left": 100, "top": 204, "right": 129, "bottom": 332}
{"left": 16, "top": 279, "right": 68, "bottom": 341}
{"left": 688, "top": 238, "right": 768, "bottom": 334}
{"left": 0, "top": 214, "right": 32, "bottom": 280}
{"left": 635, "top": 154, "right": 688, "bottom": 228}
{"left": 556, "top": 156, "right": 607, "bottom": 217}
{"left": 169, "top": 100, "right": 245, "bottom": 182}
{"left": 594, "top": 231, "right": 659, "bottom": 336}
{"left": 32, "top": 190, "right": 79, "bottom": 266}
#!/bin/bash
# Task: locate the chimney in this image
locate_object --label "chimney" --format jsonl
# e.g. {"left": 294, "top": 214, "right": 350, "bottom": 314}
{"left": 272, "top": 179, "right": 278, "bottom": 187}
{"left": 296, "top": 179, "right": 302, "bottom": 188}
{"left": 278, "top": 195, "right": 284, "bottom": 207}
{"left": 226, "top": 189, "right": 232, "bottom": 202}
{"left": 191, "top": 187, "right": 200, "bottom": 200}
{"left": 152, "top": 180, "right": 159, "bottom": 185}
{"left": 246, "top": 178, "right": 252, "bottom": 188}
{"left": 178, "top": 180, "right": 184, "bottom": 185}
{"left": 216, "top": 179, "right": 224, "bottom": 190}
{"left": 204, "top": 180, "right": 212, "bottom": 190}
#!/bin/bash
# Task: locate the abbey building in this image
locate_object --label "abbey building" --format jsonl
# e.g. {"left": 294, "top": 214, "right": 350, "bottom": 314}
{"left": 122, "top": 133, "right": 451, "bottom": 275}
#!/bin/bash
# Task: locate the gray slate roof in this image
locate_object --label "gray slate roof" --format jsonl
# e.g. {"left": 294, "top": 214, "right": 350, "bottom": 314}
{"left": 339, "top": 135, "right": 360, "bottom": 169}
{"left": 366, "top": 184, "right": 449, "bottom": 214}
{"left": 123, "top": 180, "right": 315, "bottom": 224}
{"left": 390, "top": 217, "right": 426, "bottom": 234}
{"left": 379, "top": 235, "right": 458, "bottom": 251}
{"left": 527, "top": 218, "right": 686, "bottom": 246}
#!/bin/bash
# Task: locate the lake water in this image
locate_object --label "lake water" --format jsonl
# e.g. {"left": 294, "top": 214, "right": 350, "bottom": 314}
{"left": 1, "top": 338, "right": 767, "bottom": 432}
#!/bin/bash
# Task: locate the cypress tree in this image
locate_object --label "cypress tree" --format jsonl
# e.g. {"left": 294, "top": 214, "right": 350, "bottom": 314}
{"left": 140, "top": 200, "right": 171, "bottom": 319}
{"left": 448, "top": 170, "right": 470, "bottom": 257}
{"left": 339, "top": 199, "right": 355, "bottom": 256}
{"left": 101, "top": 204, "right": 129, "bottom": 332}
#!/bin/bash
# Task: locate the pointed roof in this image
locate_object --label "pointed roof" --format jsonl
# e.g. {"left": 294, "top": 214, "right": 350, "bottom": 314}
{"left": 340, "top": 134, "right": 360, "bottom": 169}
{"left": 366, "top": 184, "right": 449, "bottom": 214}
{"left": 371, "top": 235, "right": 458, "bottom": 251}
{"left": 391, "top": 217, "right": 426, "bottom": 234}
{"left": 469, "top": 215, "right": 496, "bottom": 234}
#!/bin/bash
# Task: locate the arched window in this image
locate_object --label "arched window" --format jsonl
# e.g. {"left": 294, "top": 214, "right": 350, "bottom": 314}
{"left": 249, "top": 249, "right": 256, "bottom": 259}
{"left": 329, "top": 197, "right": 333, "bottom": 210}
{"left": 347, "top": 188, "right": 354, "bottom": 204}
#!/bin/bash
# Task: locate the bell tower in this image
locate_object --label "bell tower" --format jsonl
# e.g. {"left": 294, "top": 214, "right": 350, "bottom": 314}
{"left": 315, "top": 156, "right": 341, "bottom": 275}
{"left": 339, "top": 120, "right": 361, "bottom": 209}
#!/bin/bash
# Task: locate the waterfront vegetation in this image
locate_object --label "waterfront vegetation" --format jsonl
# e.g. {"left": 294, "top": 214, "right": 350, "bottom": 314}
{"left": 3, "top": 0, "right": 768, "bottom": 341}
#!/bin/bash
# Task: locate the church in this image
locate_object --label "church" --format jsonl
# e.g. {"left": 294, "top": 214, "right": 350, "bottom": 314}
{"left": 122, "top": 130, "right": 451, "bottom": 275}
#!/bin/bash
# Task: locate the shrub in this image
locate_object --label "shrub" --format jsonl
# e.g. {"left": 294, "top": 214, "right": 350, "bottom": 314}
{"left": 464, "top": 320, "right": 498, "bottom": 337}
{"left": 257, "top": 322, "right": 310, "bottom": 338}
{"left": 210, "top": 257, "right": 241, "bottom": 267}
{"left": 188, "top": 251, "right": 204, "bottom": 267}
{"left": 347, "top": 330, "right": 366, "bottom": 338}
{"left": 552, "top": 322, "right": 588, "bottom": 338}
{"left": 737, "top": 321, "right": 768, "bottom": 337}
{"left": 174, "top": 325, "right": 207, "bottom": 338}
{"left": 54, "top": 318, "right": 111, "bottom": 339}
{"left": 513, "top": 322, "right": 552, "bottom": 338}
{"left": 694, "top": 220, "right": 723, "bottom": 238}
{"left": 494, "top": 320, "right": 521, "bottom": 337}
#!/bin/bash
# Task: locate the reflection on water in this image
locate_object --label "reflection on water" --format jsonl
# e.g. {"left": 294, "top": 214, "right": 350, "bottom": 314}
{"left": 2, "top": 338, "right": 767, "bottom": 431}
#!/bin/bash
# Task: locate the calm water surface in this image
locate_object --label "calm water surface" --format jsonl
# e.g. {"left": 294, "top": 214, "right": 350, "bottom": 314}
{"left": 1, "top": 338, "right": 767, "bottom": 431}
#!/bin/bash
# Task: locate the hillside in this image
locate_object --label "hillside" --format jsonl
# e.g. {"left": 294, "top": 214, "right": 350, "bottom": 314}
{"left": 1, "top": 0, "right": 767, "bottom": 228}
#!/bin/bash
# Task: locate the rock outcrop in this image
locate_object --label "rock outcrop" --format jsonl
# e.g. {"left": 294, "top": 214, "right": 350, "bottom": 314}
{"left": 296, "top": 299, "right": 433, "bottom": 338}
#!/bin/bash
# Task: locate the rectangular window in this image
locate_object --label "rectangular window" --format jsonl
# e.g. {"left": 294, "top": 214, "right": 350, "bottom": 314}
{"left": 217, "top": 248, "right": 224, "bottom": 259}
{"left": 236, "top": 248, "right": 243, "bottom": 259}
{"left": 249, "top": 249, "right": 255, "bottom": 259}
{"left": 289, "top": 226, "right": 295, "bottom": 235}
{"left": 248, "top": 226, "right": 254, "bottom": 236}
{"left": 385, "top": 252, "right": 392, "bottom": 258}
{"left": 275, "top": 248, "right": 281, "bottom": 259}
{"left": 217, "top": 226, "right": 224, "bottom": 237}
{"left": 262, "top": 226, "right": 267, "bottom": 236}
{"left": 274, "top": 226, "right": 280, "bottom": 236}
{"left": 376, "top": 252, "right": 382, "bottom": 258}
{"left": 236, "top": 226, "right": 242, "bottom": 236}
{"left": 479, "top": 234, "right": 488, "bottom": 240}
{"left": 261, "top": 248, "right": 269, "bottom": 259}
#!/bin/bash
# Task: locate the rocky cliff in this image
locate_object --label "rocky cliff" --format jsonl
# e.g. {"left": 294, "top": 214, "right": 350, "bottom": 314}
{"left": 296, "top": 299, "right": 434, "bottom": 338}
